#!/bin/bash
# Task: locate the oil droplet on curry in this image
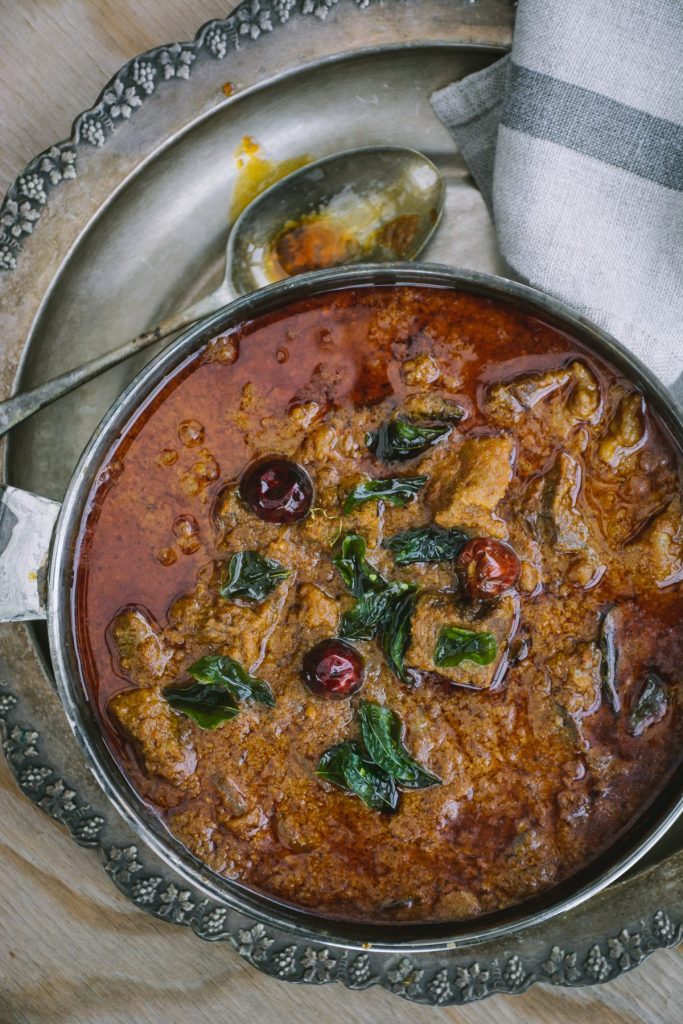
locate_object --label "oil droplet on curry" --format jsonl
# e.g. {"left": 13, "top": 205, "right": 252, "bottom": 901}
{"left": 73, "top": 285, "right": 683, "bottom": 924}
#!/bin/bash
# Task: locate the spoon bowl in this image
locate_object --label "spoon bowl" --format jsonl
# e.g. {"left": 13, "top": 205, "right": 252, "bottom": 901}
{"left": 228, "top": 146, "right": 445, "bottom": 293}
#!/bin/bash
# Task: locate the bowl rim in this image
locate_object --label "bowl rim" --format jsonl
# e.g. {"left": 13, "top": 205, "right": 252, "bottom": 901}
{"left": 48, "top": 262, "right": 683, "bottom": 951}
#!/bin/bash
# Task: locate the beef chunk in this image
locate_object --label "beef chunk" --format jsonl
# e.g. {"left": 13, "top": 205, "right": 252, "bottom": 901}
{"left": 628, "top": 497, "right": 683, "bottom": 588}
{"left": 297, "top": 582, "right": 339, "bottom": 634}
{"left": 402, "top": 393, "right": 465, "bottom": 421}
{"left": 539, "top": 451, "right": 588, "bottom": 551}
{"left": 599, "top": 393, "right": 646, "bottom": 467}
{"left": 488, "top": 367, "right": 572, "bottom": 422}
{"left": 110, "top": 607, "right": 174, "bottom": 682}
{"left": 498, "top": 825, "right": 559, "bottom": 900}
{"left": 487, "top": 361, "right": 600, "bottom": 426}
{"left": 528, "top": 451, "right": 604, "bottom": 588}
{"left": 169, "top": 563, "right": 290, "bottom": 672}
{"left": 430, "top": 435, "right": 515, "bottom": 537}
{"left": 400, "top": 353, "right": 441, "bottom": 387}
{"left": 432, "top": 887, "right": 481, "bottom": 920}
{"left": 567, "top": 361, "right": 601, "bottom": 420}
{"left": 299, "top": 422, "right": 340, "bottom": 462}
{"left": 110, "top": 686, "right": 197, "bottom": 785}
{"left": 546, "top": 642, "right": 602, "bottom": 717}
{"left": 406, "top": 590, "right": 518, "bottom": 689}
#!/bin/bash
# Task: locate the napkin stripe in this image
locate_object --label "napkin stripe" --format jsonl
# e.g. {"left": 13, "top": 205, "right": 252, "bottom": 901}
{"left": 502, "top": 63, "right": 683, "bottom": 192}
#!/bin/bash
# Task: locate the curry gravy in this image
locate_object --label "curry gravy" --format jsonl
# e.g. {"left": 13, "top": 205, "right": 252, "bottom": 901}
{"left": 73, "top": 286, "right": 683, "bottom": 923}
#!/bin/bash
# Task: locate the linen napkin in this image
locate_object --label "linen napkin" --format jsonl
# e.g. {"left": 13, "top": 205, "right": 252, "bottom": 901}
{"left": 432, "top": 0, "right": 683, "bottom": 403}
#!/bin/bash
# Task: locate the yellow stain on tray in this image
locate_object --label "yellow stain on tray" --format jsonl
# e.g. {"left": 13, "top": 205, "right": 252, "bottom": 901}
{"left": 229, "top": 135, "right": 310, "bottom": 222}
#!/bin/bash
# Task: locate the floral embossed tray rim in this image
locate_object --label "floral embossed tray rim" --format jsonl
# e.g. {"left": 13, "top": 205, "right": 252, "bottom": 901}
{"left": 1, "top": 0, "right": 682, "bottom": 1006}
{"left": 2, "top": 666, "right": 682, "bottom": 1005}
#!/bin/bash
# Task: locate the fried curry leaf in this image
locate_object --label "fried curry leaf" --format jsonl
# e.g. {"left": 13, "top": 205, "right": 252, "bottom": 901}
{"left": 162, "top": 682, "right": 239, "bottom": 730}
{"left": 339, "top": 593, "right": 382, "bottom": 638}
{"left": 339, "top": 591, "right": 391, "bottom": 642}
{"left": 599, "top": 607, "right": 620, "bottom": 713}
{"left": 358, "top": 701, "right": 441, "bottom": 789}
{"left": 381, "top": 587, "right": 418, "bottom": 683}
{"left": 317, "top": 741, "right": 399, "bottom": 813}
{"left": 188, "top": 654, "right": 275, "bottom": 707}
{"left": 343, "top": 476, "right": 428, "bottom": 514}
{"left": 434, "top": 626, "right": 497, "bottom": 668}
{"left": 628, "top": 673, "right": 668, "bottom": 737}
{"left": 406, "top": 398, "right": 465, "bottom": 422}
{"left": 316, "top": 741, "right": 355, "bottom": 789}
{"left": 366, "top": 417, "right": 452, "bottom": 462}
{"left": 221, "top": 550, "right": 290, "bottom": 603}
{"left": 163, "top": 654, "right": 275, "bottom": 729}
{"left": 339, "top": 581, "right": 414, "bottom": 643}
{"left": 333, "top": 527, "right": 418, "bottom": 682}
{"left": 333, "top": 527, "right": 419, "bottom": 682}
{"left": 333, "top": 533, "right": 386, "bottom": 597}
{"left": 385, "top": 524, "right": 469, "bottom": 566}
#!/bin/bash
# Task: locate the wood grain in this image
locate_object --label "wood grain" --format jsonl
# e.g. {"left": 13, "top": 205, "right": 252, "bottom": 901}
{"left": 0, "top": 3, "right": 681, "bottom": 1022}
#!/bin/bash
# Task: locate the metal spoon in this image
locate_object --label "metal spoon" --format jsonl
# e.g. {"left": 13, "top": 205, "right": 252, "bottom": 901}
{"left": 0, "top": 146, "right": 444, "bottom": 436}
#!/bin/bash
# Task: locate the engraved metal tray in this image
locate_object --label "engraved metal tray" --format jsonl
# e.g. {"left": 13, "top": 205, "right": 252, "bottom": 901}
{"left": 1, "top": 0, "right": 681, "bottom": 1006}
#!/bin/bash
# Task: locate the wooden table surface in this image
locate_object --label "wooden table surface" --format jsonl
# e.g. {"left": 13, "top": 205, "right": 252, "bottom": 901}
{"left": 0, "top": 3, "right": 680, "bottom": 1022}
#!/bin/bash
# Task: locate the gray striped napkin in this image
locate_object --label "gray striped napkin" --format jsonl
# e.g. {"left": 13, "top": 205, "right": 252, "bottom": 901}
{"left": 432, "top": 0, "right": 683, "bottom": 402}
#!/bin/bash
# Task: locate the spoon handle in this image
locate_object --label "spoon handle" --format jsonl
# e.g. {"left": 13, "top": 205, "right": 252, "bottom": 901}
{"left": 0, "top": 285, "right": 231, "bottom": 438}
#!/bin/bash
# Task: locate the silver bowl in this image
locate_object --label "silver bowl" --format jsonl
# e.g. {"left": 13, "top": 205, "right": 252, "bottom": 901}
{"left": 4, "top": 262, "right": 683, "bottom": 956}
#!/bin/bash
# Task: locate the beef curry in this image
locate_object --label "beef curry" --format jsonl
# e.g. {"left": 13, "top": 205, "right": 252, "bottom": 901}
{"left": 73, "top": 285, "right": 683, "bottom": 923}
